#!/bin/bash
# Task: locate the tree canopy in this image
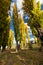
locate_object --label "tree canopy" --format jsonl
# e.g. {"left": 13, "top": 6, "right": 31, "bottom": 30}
{"left": 13, "top": 4, "right": 20, "bottom": 51}
{"left": 23, "top": 0, "right": 43, "bottom": 46}
{"left": 0, "top": 0, "right": 10, "bottom": 50}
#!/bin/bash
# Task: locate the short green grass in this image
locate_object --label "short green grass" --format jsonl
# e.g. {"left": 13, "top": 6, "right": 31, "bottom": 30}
{"left": 0, "top": 49, "right": 43, "bottom": 65}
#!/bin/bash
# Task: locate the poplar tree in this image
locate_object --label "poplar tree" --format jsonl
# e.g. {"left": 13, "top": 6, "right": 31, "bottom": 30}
{"left": 19, "top": 15, "right": 26, "bottom": 48}
{"left": 19, "top": 15, "right": 29, "bottom": 48}
{"left": 0, "top": 0, "right": 10, "bottom": 51}
{"left": 13, "top": 4, "right": 19, "bottom": 51}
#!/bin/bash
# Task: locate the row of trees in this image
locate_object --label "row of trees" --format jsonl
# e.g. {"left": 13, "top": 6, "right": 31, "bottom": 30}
{"left": 13, "top": 4, "right": 29, "bottom": 51}
{"left": 1, "top": 0, "right": 43, "bottom": 51}
{"left": 23, "top": 0, "right": 43, "bottom": 48}
{"left": 0, "top": 1, "right": 29, "bottom": 51}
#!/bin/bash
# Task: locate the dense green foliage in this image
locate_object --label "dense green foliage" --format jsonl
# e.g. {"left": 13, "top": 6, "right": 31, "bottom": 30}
{"left": 23, "top": 0, "right": 41, "bottom": 32}
{"left": 13, "top": 4, "right": 19, "bottom": 41}
{"left": 13, "top": 4, "right": 20, "bottom": 51}
{"left": 13, "top": 4, "right": 30, "bottom": 49}
{"left": 8, "top": 30, "right": 14, "bottom": 49}
{"left": 19, "top": 15, "right": 27, "bottom": 48}
{"left": 0, "top": 0, "right": 10, "bottom": 50}
{"left": 23, "top": 0, "right": 43, "bottom": 45}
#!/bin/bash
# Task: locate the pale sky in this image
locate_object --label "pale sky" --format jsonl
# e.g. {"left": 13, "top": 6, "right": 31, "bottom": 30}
{"left": 17, "top": 0, "right": 43, "bottom": 10}
{"left": 17, "top": 0, "right": 43, "bottom": 16}
{"left": 17, "top": 0, "right": 23, "bottom": 10}
{"left": 10, "top": 0, "right": 43, "bottom": 17}
{"left": 36, "top": 0, "right": 43, "bottom": 4}
{"left": 40, "top": 0, "right": 43, "bottom": 4}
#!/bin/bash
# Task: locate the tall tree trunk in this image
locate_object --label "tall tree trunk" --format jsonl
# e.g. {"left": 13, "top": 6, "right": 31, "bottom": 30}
{"left": 34, "top": 25, "right": 43, "bottom": 51}
{"left": 16, "top": 40, "right": 19, "bottom": 52}
{"left": 2, "top": 43, "right": 6, "bottom": 52}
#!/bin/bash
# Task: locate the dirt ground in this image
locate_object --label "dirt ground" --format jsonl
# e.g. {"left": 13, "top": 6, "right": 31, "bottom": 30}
{"left": 0, "top": 49, "right": 43, "bottom": 65}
